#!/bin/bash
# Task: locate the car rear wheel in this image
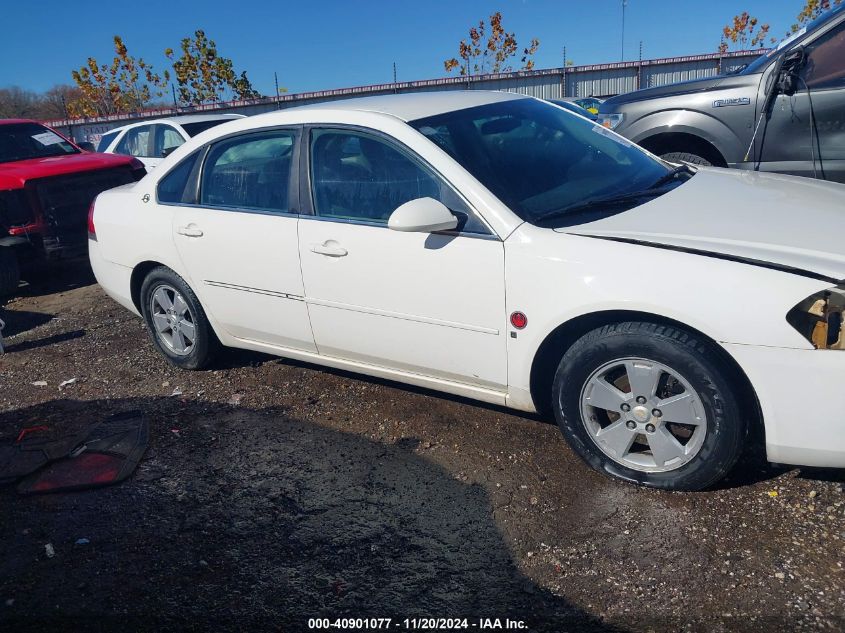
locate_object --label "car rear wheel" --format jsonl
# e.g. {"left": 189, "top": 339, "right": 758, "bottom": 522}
{"left": 140, "top": 267, "right": 218, "bottom": 370}
{"left": 0, "top": 248, "right": 21, "bottom": 298}
{"left": 552, "top": 321, "right": 746, "bottom": 491}
{"left": 660, "top": 151, "right": 711, "bottom": 166}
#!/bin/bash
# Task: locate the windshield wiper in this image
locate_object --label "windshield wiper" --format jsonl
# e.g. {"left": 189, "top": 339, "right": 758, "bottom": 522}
{"left": 533, "top": 165, "right": 695, "bottom": 225}
{"left": 533, "top": 188, "right": 669, "bottom": 225}
{"left": 649, "top": 163, "right": 695, "bottom": 189}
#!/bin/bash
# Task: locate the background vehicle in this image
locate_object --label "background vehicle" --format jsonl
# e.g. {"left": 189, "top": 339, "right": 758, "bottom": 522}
{"left": 90, "top": 91, "right": 845, "bottom": 491}
{"left": 573, "top": 97, "right": 603, "bottom": 114}
{"left": 0, "top": 119, "right": 145, "bottom": 296}
{"left": 598, "top": 6, "right": 845, "bottom": 181}
{"left": 547, "top": 99, "right": 598, "bottom": 121}
{"left": 97, "top": 114, "right": 245, "bottom": 169}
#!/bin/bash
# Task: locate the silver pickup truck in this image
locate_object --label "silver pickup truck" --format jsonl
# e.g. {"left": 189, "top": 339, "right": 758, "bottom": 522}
{"left": 598, "top": 5, "right": 845, "bottom": 183}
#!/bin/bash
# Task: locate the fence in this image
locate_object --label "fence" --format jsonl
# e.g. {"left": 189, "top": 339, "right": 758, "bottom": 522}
{"left": 44, "top": 49, "right": 766, "bottom": 145}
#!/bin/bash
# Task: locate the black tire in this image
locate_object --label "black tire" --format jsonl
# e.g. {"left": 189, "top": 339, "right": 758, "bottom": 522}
{"left": 552, "top": 322, "right": 746, "bottom": 491}
{"left": 0, "top": 247, "right": 21, "bottom": 298}
{"left": 139, "top": 266, "right": 219, "bottom": 370}
{"left": 660, "top": 151, "right": 712, "bottom": 166}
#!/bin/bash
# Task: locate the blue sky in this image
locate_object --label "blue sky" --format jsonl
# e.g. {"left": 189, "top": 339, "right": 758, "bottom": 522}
{"left": 0, "top": 1, "right": 809, "bottom": 96}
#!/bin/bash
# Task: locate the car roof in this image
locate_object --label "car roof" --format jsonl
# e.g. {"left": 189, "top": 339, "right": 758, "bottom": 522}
{"left": 281, "top": 90, "right": 528, "bottom": 122}
{"left": 107, "top": 113, "right": 245, "bottom": 134}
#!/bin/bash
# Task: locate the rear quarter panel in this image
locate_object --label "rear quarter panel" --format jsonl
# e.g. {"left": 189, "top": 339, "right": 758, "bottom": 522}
{"left": 94, "top": 179, "right": 182, "bottom": 277}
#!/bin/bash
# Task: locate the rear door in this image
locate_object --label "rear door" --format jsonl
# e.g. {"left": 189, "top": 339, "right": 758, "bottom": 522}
{"left": 170, "top": 127, "right": 315, "bottom": 351}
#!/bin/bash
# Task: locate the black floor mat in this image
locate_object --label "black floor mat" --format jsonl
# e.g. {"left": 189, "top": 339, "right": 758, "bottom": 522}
{"left": 1, "top": 411, "right": 149, "bottom": 494}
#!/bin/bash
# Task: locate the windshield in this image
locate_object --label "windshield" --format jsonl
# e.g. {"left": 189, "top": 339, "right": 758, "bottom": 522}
{"left": 410, "top": 98, "right": 675, "bottom": 226}
{"left": 0, "top": 122, "right": 79, "bottom": 164}
{"left": 181, "top": 119, "right": 232, "bottom": 137}
{"left": 740, "top": 5, "right": 844, "bottom": 75}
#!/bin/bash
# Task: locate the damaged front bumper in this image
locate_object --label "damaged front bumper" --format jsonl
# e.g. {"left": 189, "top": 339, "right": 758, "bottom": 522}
{"left": 724, "top": 342, "right": 845, "bottom": 468}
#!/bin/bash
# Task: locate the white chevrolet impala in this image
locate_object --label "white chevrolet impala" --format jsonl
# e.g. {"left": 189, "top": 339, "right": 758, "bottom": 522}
{"left": 89, "top": 91, "right": 845, "bottom": 490}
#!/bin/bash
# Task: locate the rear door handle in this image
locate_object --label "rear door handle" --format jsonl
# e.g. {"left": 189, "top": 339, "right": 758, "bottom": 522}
{"left": 177, "top": 225, "right": 203, "bottom": 238}
{"left": 310, "top": 241, "right": 347, "bottom": 257}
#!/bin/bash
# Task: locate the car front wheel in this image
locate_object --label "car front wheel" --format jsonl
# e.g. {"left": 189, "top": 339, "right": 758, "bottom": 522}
{"left": 140, "top": 267, "right": 218, "bottom": 370}
{"left": 552, "top": 322, "right": 747, "bottom": 491}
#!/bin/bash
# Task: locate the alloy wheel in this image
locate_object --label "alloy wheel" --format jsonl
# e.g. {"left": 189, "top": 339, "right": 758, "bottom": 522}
{"left": 149, "top": 284, "right": 196, "bottom": 356}
{"left": 579, "top": 357, "right": 707, "bottom": 473}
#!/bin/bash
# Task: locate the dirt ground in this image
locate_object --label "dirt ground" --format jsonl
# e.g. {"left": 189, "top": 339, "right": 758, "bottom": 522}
{"left": 0, "top": 261, "right": 844, "bottom": 632}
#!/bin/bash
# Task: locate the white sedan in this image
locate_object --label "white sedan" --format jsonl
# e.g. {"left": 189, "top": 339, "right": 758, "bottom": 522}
{"left": 89, "top": 91, "right": 845, "bottom": 490}
{"left": 96, "top": 114, "right": 245, "bottom": 169}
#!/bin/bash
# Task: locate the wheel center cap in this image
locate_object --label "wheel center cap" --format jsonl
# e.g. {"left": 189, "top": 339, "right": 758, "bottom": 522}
{"left": 632, "top": 405, "right": 651, "bottom": 423}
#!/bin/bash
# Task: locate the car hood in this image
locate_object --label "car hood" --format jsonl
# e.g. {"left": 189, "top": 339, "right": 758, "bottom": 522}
{"left": 601, "top": 74, "right": 751, "bottom": 108}
{"left": 0, "top": 152, "right": 136, "bottom": 190}
{"left": 556, "top": 168, "right": 845, "bottom": 282}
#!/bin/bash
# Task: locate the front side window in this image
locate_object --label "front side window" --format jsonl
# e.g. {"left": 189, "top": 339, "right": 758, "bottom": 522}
{"left": 0, "top": 123, "right": 78, "bottom": 164}
{"left": 309, "top": 129, "right": 485, "bottom": 232}
{"left": 116, "top": 125, "right": 153, "bottom": 158}
{"left": 411, "top": 98, "right": 676, "bottom": 226}
{"left": 804, "top": 23, "right": 845, "bottom": 89}
{"left": 154, "top": 125, "right": 185, "bottom": 157}
{"left": 200, "top": 130, "right": 295, "bottom": 213}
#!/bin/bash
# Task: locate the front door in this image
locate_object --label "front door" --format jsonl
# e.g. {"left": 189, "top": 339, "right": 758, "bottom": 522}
{"left": 171, "top": 128, "right": 316, "bottom": 352}
{"left": 757, "top": 20, "right": 845, "bottom": 182}
{"left": 297, "top": 128, "right": 507, "bottom": 389}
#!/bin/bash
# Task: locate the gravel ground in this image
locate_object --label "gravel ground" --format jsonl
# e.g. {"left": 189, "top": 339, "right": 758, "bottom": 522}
{"left": 0, "top": 262, "right": 844, "bottom": 632}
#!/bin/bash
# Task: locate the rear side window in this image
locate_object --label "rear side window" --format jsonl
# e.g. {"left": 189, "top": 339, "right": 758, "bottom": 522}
{"left": 97, "top": 130, "right": 119, "bottom": 153}
{"left": 199, "top": 131, "right": 295, "bottom": 213}
{"left": 157, "top": 152, "right": 200, "bottom": 204}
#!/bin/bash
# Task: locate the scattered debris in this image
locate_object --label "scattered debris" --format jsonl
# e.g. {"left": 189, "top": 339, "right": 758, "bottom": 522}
{"left": 767, "top": 490, "right": 779, "bottom": 498}
{"left": 44, "top": 543, "right": 55, "bottom": 558}
{"left": 809, "top": 490, "right": 818, "bottom": 499}
{"left": 30, "top": 381, "right": 48, "bottom": 387}
{"left": 58, "top": 378, "right": 77, "bottom": 389}
{"left": 228, "top": 393, "right": 243, "bottom": 406}
{"left": 75, "top": 538, "right": 90, "bottom": 546}
{"left": 171, "top": 387, "right": 183, "bottom": 397}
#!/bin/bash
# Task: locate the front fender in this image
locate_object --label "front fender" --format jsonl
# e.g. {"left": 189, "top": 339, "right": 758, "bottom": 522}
{"left": 504, "top": 226, "right": 826, "bottom": 403}
{"left": 623, "top": 109, "right": 744, "bottom": 164}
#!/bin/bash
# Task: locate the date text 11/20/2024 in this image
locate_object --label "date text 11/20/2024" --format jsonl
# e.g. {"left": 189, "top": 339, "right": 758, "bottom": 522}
{"left": 307, "top": 618, "right": 528, "bottom": 630}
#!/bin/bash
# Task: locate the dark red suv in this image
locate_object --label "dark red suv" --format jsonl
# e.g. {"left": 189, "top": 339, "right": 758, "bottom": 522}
{"left": 0, "top": 119, "right": 146, "bottom": 295}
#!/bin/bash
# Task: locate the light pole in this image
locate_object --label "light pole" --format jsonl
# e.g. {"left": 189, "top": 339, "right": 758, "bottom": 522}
{"left": 621, "top": 0, "right": 628, "bottom": 61}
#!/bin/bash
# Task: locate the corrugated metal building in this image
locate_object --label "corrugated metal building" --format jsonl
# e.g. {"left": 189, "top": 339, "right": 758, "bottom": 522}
{"left": 46, "top": 49, "right": 765, "bottom": 144}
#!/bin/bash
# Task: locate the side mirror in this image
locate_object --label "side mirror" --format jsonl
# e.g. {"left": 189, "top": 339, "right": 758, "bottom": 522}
{"left": 388, "top": 197, "right": 458, "bottom": 233}
{"left": 77, "top": 141, "right": 95, "bottom": 152}
{"left": 775, "top": 47, "right": 807, "bottom": 96}
{"left": 161, "top": 146, "right": 178, "bottom": 158}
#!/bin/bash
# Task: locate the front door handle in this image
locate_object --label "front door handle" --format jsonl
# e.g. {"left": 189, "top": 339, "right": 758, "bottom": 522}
{"left": 310, "top": 241, "right": 348, "bottom": 257}
{"left": 177, "top": 225, "right": 204, "bottom": 238}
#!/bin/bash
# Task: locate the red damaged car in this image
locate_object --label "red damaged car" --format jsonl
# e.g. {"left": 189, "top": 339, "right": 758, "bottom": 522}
{"left": 0, "top": 119, "right": 145, "bottom": 295}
